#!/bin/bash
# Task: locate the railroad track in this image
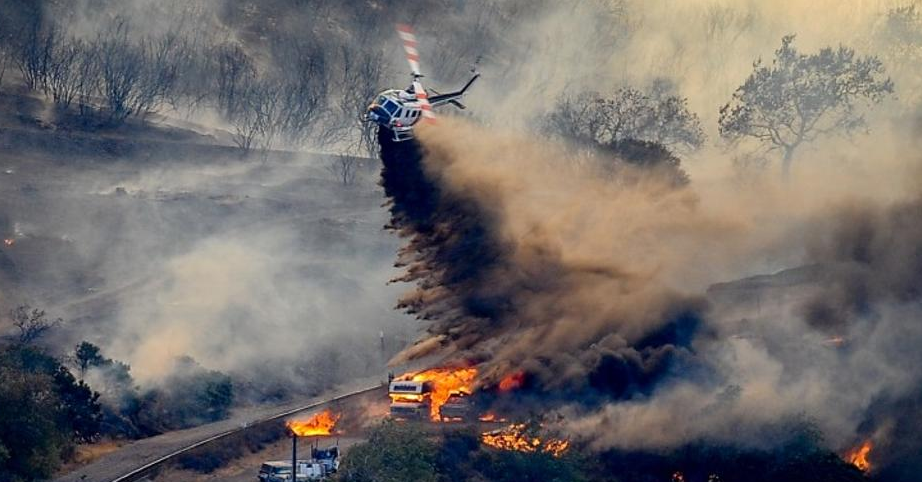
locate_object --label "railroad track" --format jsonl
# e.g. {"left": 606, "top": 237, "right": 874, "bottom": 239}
{"left": 54, "top": 383, "right": 385, "bottom": 482}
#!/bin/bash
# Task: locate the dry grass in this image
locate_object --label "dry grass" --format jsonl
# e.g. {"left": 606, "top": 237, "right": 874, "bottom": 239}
{"left": 55, "top": 439, "right": 128, "bottom": 476}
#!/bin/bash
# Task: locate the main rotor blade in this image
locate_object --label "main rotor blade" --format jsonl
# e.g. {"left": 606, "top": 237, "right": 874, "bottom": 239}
{"left": 398, "top": 24, "right": 436, "bottom": 123}
{"left": 396, "top": 24, "right": 421, "bottom": 76}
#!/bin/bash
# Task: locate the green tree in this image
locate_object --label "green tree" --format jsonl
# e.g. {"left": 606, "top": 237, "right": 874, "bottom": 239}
{"left": 0, "top": 368, "right": 68, "bottom": 481}
{"left": 0, "top": 345, "right": 101, "bottom": 481}
{"left": 74, "top": 341, "right": 105, "bottom": 376}
{"left": 71, "top": 342, "right": 141, "bottom": 437}
{"left": 337, "top": 420, "right": 439, "bottom": 482}
{"left": 719, "top": 35, "right": 893, "bottom": 180}
{"left": 7, "top": 345, "right": 101, "bottom": 442}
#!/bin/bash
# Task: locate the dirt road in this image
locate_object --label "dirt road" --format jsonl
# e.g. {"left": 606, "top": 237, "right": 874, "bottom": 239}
{"left": 54, "top": 380, "right": 386, "bottom": 482}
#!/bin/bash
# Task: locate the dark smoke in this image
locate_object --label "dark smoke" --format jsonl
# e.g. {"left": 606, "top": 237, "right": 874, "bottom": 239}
{"left": 378, "top": 127, "right": 507, "bottom": 329}
{"left": 379, "top": 124, "right": 709, "bottom": 399}
{"left": 378, "top": 120, "right": 922, "bottom": 480}
{"left": 802, "top": 199, "right": 922, "bottom": 329}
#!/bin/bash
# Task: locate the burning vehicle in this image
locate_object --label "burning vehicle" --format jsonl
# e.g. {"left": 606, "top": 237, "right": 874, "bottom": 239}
{"left": 385, "top": 365, "right": 574, "bottom": 459}
{"left": 388, "top": 367, "right": 477, "bottom": 421}
{"left": 388, "top": 379, "right": 433, "bottom": 419}
{"left": 388, "top": 384, "right": 474, "bottom": 422}
{"left": 438, "top": 393, "right": 473, "bottom": 422}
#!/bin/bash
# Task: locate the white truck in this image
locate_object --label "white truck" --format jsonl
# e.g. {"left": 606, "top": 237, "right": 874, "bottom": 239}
{"left": 388, "top": 380, "right": 432, "bottom": 419}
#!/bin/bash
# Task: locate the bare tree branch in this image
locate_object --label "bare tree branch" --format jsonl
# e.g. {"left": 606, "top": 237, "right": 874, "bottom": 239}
{"left": 10, "top": 304, "right": 61, "bottom": 345}
{"left": 327, "top": 153, "right": 359, "bottom": 186}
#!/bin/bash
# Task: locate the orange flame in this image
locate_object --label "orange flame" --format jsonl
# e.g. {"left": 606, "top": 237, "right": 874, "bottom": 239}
{"left": 498, "top": 371, "right": 525, "bottom": 392}
{"left": 478, "top": 412, "right": 504, "bottom": 423}
{"left": 480, "top": 423, "right": 569, "bottom": 457}
{"left": 846, "top": 440, "right": 873, "bottom": 472}
{"left": 478, "top": 412, "right": 508, "bottom": 423}
{"left": 286, "top": 409, "right": 341, "bottom": 437}
{"left": 397, "top": 367, "right": 477, "bottom": 421}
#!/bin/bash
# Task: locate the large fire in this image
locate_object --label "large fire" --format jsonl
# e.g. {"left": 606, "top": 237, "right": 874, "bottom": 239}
{"left": 498, "top": 371, "right": 525, "bottom": 392}
{"left": 845, "top": 440, "right": 873, "bottom": 472}
{"left": 286, "top": 408, "right": 341, "bottom": 437}
{"left": 481, "top": 423, "right": 570, "bottom": 457}
{"left": 396, "top": 366, "right": 477, "bottom": 421}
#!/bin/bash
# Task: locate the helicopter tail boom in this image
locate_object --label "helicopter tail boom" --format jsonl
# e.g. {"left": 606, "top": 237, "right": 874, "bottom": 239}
{"left": 429, "top": 72, "right": 480, "bottom": 108}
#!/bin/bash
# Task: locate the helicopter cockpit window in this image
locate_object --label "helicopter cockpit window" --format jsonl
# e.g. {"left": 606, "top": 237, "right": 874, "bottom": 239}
{"left": 382, "top": 101, "right": 398, "bottom": 115}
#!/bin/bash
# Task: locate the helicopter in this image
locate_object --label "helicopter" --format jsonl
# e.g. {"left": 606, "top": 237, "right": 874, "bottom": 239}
{"left": 363, "top": 24, "right": 480, "bottom": 142}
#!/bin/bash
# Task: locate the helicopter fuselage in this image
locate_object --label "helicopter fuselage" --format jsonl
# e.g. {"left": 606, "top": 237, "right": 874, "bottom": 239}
{"left": 364, "top": 89, "right": 425, "bottom": 141}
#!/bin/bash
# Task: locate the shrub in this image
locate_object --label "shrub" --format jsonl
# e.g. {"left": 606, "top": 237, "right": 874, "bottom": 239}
{"left": 0, "top": 344, "right": 101, "bottom": 481}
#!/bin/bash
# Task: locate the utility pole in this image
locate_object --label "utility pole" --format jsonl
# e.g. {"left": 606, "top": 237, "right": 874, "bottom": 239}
{"left": 291, "top": 433, "right": 298, "bottom": 481}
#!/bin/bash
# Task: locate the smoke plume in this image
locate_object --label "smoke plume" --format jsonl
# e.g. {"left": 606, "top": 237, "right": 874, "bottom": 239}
{"left": 379, "top": 117, "right": 922, "bottom": 478}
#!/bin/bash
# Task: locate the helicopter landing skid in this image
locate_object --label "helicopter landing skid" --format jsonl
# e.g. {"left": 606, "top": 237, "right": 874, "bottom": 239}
{"left": 389, "top": 127, "right": 415, "bottom": 142}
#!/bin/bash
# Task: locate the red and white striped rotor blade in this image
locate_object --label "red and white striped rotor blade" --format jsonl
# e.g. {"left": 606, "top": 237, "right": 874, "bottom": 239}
{"left": 396, "top": 24, "right": 421, "bottom": 76}
{"left": 413, "top": 80, "right": 436, "bottom": 122}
